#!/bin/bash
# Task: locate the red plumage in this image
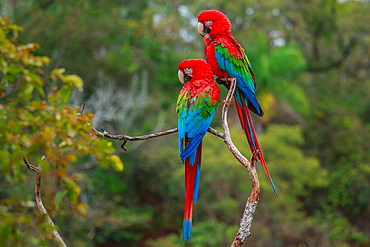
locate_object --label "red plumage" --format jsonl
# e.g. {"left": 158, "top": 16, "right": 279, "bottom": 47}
{"left": 177, "top": 59, "right": 221, "bottom": 241}
{"left": 183, "top": 144, "right": 202, "bottom": 240}
{"left": 198, "top": 10, "right": 278, "bottom": 196}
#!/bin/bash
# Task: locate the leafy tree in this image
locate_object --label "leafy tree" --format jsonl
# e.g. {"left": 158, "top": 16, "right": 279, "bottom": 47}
{"left": 0, "top": 17, "right": 123, "bottom": 246}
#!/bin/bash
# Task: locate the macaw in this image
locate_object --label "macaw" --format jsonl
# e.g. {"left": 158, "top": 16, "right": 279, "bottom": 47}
{"left": 177, "top": 59, "right": 220, "bottom": 241}
{"left": 197, "top": 10, "right": 278, "bottom": 196}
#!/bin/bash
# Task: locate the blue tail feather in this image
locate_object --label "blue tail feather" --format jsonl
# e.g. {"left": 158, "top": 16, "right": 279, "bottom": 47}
{"left": 183, "top": 219, "right": 192, "bottom": 242}
{"left": 270, "top": 178, "right": 279, "bottom": 197}
{"left": 193, "top": 162, "right": 201, "bottom": 203}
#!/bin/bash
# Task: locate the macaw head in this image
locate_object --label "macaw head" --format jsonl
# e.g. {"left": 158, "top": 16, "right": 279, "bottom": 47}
{"left": 197, "top": 10, "right": 232, "bottom": 37}
{"left": 178, "top": 59, "right": 214, "bottom": 84}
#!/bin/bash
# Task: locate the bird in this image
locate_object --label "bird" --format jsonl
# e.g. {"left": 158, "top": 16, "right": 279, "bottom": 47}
{"left": 197, "top": 9, "right": 278, "bottom": 196}
{"left": 176, "top": 59, "right": 220, "bottom": 241}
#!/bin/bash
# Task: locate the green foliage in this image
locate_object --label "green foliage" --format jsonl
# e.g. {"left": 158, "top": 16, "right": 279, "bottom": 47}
{"left": 92, "top": 206, "right": 154, "bottom": 244}
{"left": 244, "top": 33, "right": 309, "bottom": 117}
{"left": 0, "top": 19, "right": 49, "bottom": 101}
{"left": 0, "top": 17, "right": 123, "bottom": 246}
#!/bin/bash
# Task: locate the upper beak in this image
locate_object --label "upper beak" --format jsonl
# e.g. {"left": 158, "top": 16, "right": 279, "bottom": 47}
{"left": 198, "top": 22, "right": 205, "bottom": 37}
{"left": 178, "top": 70, "right": 185, "bottom": 84}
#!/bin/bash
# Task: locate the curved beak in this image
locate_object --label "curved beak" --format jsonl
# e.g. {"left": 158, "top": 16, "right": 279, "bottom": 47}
{"left": 178, "top": 70, "right": 185, "bottom": 84}
{"left": 198, "top": 22, "right": 211, "bottom": 37}
{"left": 198, "top": 22, "right": 205, "bottom": 37}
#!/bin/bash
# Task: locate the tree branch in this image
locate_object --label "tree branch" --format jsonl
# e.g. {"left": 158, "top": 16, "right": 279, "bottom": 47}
{"left": 218, "top": 79, "right": 260, "bottom": 247}
{"left": 90, "top": 78, "right": 260, "bottom": 246}
{"left": 91, "top": 127, "right": 224, "bottom": 151}
{"left": 230, "top": 153, "right": 260, "bottom": 246}
{"left": 23, "top": 156, "right": 68, "bottom": 247}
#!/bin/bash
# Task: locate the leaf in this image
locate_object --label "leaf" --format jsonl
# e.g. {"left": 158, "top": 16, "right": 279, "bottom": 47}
{"left": 20, "top": 43, "right": 40, "bottom": 52}
{"left": 63, "top": 74, "right": 84, "bottom": 90}
{"left": 8, "top": 24, "right": 23, "bottom": 31}
{"left": 110, "top": 154, "right": 124, "bottom": 172}
{"left": 56, "top": 84, "right": 73, "bottom": 103}
{"left": 50, "top": 68, "right": 66, "bottom": 80}
{"left": 20, "top": 81, "right": 34, "bottom": 99}
{"left": 63, "top": 177, "right": 81, "bottom": 203}
{"left": 28, "top": 73, "right": 45, "bottom": 97}
{"left": 54, "top": 191, "right": 67, "bottom": 211}
{"left": 76, "top": 203, "right": 88, "bottom": 216}
{"left": 66, "top": 124, "right": 77, "bottom": 138}
{"left": 0, "top": 28, "right": 5, "bottom": 44}
{"left": 34, "top": 84, "right": 45, "bottom": 98}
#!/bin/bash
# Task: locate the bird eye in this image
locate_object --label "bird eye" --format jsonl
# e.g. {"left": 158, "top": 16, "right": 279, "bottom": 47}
{"left": 205, "top": 20, "right": 213, "bottom": 24}
{"left": 184, "top": 68, "right": 191, "bottom": 71}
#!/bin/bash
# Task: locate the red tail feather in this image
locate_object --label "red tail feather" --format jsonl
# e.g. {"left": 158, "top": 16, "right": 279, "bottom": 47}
{"left": 184, "top": 158, "right": 195, "bottom": 221}
{"left": 183, "top": 144, "right": 202, "bottom": 241}
{"left": 235, "top": 101, "right": 278, "bottom": 196}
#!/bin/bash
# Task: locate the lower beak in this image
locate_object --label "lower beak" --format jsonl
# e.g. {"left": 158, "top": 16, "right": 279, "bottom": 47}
{"left": 178, "top": 70, "right": 185, "bottom": 84}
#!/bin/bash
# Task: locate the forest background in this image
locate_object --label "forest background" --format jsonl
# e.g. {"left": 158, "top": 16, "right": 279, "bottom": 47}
{"left": 0, "top": 0, "right": 369, "bottom": 246}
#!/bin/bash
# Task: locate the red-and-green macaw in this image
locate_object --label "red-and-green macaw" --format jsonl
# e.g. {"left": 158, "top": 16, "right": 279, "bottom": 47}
{"left": 197, "top": 10, "right": 278, "bottom": 196}
{"left": 176, "top": 59, "right": 220, "bottom": 241}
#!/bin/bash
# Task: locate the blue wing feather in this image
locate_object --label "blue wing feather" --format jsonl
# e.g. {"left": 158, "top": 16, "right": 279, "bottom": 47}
{"left": 177, "top": 89, "right": 218, "bottom": 163}
{"left": 214, "top": 45, "right": 263, "bottom": 116}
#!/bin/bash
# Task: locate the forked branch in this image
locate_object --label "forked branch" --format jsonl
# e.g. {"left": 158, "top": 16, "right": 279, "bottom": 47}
{"left": 222, "top": 80, "right": 260, "bottom": 247}
{"left": 92, "top": 78, "right": 260, "bottom": 246}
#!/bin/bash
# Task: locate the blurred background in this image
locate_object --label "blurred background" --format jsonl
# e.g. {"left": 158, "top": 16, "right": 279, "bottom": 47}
{"left": 0, "top": 0, "right": 369, "bottom": 246}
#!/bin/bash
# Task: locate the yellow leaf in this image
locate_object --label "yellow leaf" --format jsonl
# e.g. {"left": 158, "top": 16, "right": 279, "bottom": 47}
{"left": 110, "top": 155, "right": 124, "bottom": 172}
{"left": 63, "top": 177, "right": 81, "bottom": 196}
{"left": 50, "top": 68, "right": 66, "bottom": 80}
{"left": 21, "top": 81, "right": 34, "bottom": 98}
{"left": 66, "top": 123, "right": 77, "bottom": 137}
{"left": 76, "top": 203, "right": 88, "bottom": 216}
{"left": 63, "top": 74, "right": 84, "bottom": 90}
{"left": 8, "top": 24, "right": 23, "bottom": 31}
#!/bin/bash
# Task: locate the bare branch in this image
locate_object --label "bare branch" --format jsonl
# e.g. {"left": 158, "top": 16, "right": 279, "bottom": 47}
{"left": 92, "top": 127, "right": 178, "bottom": 141}
{"left": 24, "top": 156, "right": 67, "bottom": 247}
{"left": 91, "top": 127, "right": 224, "bottom": 151}
{"left": 23, "top": 156, "right": 42, "bottom": 173}
{"left": 231, "top": 152, "right": 260, "bottom": 247}
{"left": 76, "top": 102, "right": 86, "bottom": 116}
{"left": 218, "top": 78, "right": 260, "bottom": 247}
{"left": 220, "top": 79, "right": 251, "bottom": 166}
{"left": 207, "top": 127, "right": 224, "bottom": 139}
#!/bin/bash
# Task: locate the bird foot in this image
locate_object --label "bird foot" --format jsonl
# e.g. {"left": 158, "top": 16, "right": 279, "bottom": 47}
{"left": 216, "top": 77, "right": 234, "bottom": 88}
{"left": 251, "top": 150, "right": 260, "bottom": 162}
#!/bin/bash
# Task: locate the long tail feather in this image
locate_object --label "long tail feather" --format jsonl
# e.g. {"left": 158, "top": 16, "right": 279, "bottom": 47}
{"left": 183, "top": 143, "right": 202, "bottom": 241}
{"left": 235, "top": 101, "right": 278, "bottom": 196}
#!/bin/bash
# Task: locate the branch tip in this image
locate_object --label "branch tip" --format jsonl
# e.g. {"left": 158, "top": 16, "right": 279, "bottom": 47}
{"left": 23, "top": 156, "right": 42, "bottom": 173}
{"left": 23, "top": 155, "right": 67, "bottom": 247}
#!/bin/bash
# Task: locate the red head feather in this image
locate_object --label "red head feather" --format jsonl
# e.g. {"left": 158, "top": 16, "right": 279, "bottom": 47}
{"left": 198, "top": 10, "right": 232, "bottom": 35}
{"left": 178, "top": 59, "right": 214, "bottom": 81}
